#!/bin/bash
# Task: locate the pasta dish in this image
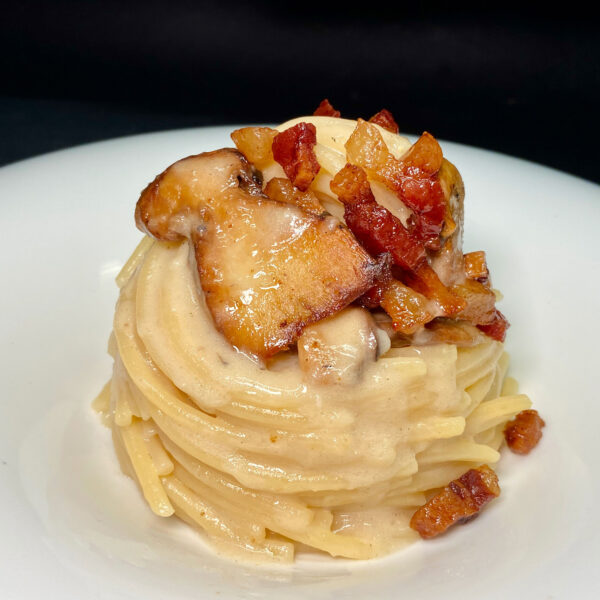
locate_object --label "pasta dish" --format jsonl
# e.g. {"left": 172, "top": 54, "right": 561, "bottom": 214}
{"left": 94, "top": 100, "right": 544, "bottom": 562}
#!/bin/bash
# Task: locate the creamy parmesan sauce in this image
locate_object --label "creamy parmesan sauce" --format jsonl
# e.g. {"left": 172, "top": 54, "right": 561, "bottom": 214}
{"left": 101, "top": 116, "right": 521, "bottom": 562}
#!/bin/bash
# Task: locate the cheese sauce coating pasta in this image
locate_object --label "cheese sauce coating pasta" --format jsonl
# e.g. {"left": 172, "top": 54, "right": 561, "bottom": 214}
{"left": 95, "top": 115, "right": 532, "bottom": 562}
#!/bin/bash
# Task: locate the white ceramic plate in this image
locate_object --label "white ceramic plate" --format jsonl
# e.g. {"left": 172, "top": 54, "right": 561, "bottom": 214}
{"left": 1, "top": 127, "right": 599, "bottom": 600}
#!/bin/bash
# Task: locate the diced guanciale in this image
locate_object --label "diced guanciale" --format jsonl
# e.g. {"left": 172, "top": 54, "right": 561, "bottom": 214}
{"left": 231, "top": 126, "right": 278, "bottom": 169}
{"left": 504, "top": 410, "right": 545, "bottom": 454}
{"left": 379, "top": 279, "right": 433, "bottom": 334}
{"left": 477, "top": 309, "right": 510, "bottom": 342}
{"left": 403, "top": 263, "right": 466, "bottom": 316}
{"left": 272, "top": 122, "right": 320, "bottom": 191}
{"left": 368, "top": 109, "right": 399, "bottom": 133}
{"left": 401, "top": 130, "right": 443, "bottom": 175}
{"left": 330, "top": 164, "right": 427, "bottom": 272}
{"left": 264, "top": 178, "right": 324, "bottom": 215}
{"left": 356, "top": 283, "right": 386, "bottom": 309}
{"left": 355, "top": 254, "right": 393, "bottom": 308}
{"left": 464, "top": 250, "right": 489, "bottom": 282}
{"left": 410, "top": 465, "right": 500, "bottom": 539}
{"left": 452, "top": 279, "right": 497, "bottom": 325}
{"left": 313, "top": 98, "right": 341, "bottom": 117}
{"left": 345, "top": 120, "right": 447, "bottom": 248}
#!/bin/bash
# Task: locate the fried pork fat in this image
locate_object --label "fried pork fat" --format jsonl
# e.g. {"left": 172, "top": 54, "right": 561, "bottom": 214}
{"left": 410, "top": 465, "right": 501, "bottom": 539}
{"left": 504, "top": 410, "right": 546, "bottom": 455}
{"left": 138, "top": 102, "right": 510, "bottom": 357}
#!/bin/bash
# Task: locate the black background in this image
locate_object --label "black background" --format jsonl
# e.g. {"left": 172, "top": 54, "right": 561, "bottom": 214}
{"left": 2, "top": 2, "right": 599, "bottom": 182}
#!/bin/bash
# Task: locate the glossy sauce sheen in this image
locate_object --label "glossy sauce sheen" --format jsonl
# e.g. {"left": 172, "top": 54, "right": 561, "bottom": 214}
{"left": 109, "top": 237, "right": 520, "bottom": 561}
{"left": 137, "top": 150, "right": 379, "bottom": 358}
{"left": 103, "top": 116, "right": 530, "bottom": 562}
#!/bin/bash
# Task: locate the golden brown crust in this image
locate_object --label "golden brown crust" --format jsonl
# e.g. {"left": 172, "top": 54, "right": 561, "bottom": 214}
{"left": 379, "top": 279, "right": 433, "bottom": 334}
{"left": 313, "top": 98, "right": 341, "bottom": 117}
{"left": 194, "top": 208, "right": 379, "bottom": 358}
{"left": 452, "top": 279, "right": 497, "bottom": 325}
{"left": 136, "top": 149, "right": 379, "bottom": 358}
{"left": 135, "top": 168, "right": 173, "bottom": 240}
{"left": 464, "top": 251, "right": 489, "bottom": 282}
{"left": 264, "top": 177, "right": 325, "bottom": 215}
{"left": 410, "top": 465, "right": 500, "bottom": 539}
{"left": 504, "top": 410, "right": 545, "bottom": 454}
{"left": 272, "top": 123, "right": 320, "bottom": 191}
{"left": 230, "top": 127, "right": 278, "bottom": 170}
{"left": 368, "top": 109, "right": 399, "bottom": 133}
{"left": 135, "top": 149, "right": 261, "bottom": 242}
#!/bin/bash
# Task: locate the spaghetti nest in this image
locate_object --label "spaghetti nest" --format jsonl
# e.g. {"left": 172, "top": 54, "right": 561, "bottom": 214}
{"left": 95, "top": 108, "right": 536, "bottom": 562}
{"left": 94, "top": 237, "right": 530, "bottom": 562}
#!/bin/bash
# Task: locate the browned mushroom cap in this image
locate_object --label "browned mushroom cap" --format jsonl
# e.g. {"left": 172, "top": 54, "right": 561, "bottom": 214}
{"left": 135, "top": 149, "right": 379, "bottom": 358}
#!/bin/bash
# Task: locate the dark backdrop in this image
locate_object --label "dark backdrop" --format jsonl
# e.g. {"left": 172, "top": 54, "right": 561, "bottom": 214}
{"left": 2, "top": 2, "right": 598, "bottom": 182}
